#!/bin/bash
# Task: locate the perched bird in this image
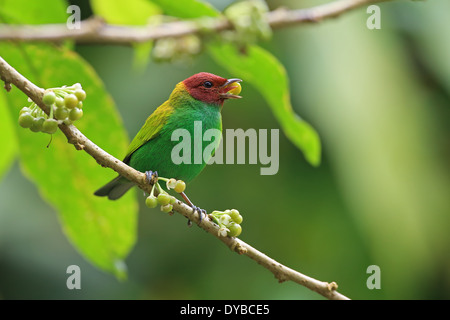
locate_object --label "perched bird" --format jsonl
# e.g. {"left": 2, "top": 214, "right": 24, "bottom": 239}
{"left": 94, "top": 72, "right": 242, "bottom": 203}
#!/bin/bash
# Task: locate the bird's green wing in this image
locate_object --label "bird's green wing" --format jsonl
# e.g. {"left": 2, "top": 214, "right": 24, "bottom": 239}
{"left": 123, "top": 100, "right": 174, "bottom": 163}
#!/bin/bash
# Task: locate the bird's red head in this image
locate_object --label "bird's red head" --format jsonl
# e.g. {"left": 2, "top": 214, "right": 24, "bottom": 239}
{"left": 183, "top": 72, "right": 242, "bottom": 106}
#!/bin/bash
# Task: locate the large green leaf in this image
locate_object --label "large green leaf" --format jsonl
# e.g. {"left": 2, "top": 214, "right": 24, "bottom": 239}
{"left": 0, "top": 43, "right": 138, "bottom": 278}
{"left": 149, "top": 0, "right": 321, "bottom": 165}
{"left": 285, "top": 6, "right": 450, "bottom": 298}
{"left": 209, "top": 43, "right": 321, "bottom": 166}
{"left": 0, "top": 0, "right": 137, "bottom": 278}
{"left": 149, "top": 0, "right": 220, "bottom": 18}
{"left": 90, "top": 0, "right": 162, "bottom": 69}
{"left": 90, "top": 0, "right": 161, "bottom": 24}
{"left": 0, "top": 92, "right": 17, "bottom": 180}
{"left": 406, "top": 0, "right": 450, "bottom": 96}
{"left": 0, "top": 0, "right": 67, "bottom": 24}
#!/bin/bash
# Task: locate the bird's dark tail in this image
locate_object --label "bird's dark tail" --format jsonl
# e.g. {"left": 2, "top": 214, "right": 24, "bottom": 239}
{"left": 94, "top": 175, "right": 134, "bottom": 200}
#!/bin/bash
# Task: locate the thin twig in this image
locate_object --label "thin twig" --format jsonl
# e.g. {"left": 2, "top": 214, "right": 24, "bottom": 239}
{"left": 0, "top": 0, "right": 391, "bottom": 45}
{"left": 0, "top": 54, "right": 350, "bottom": 300}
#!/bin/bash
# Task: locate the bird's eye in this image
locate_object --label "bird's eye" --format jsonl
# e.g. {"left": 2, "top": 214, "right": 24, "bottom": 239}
{"left": 203, "top": 81, "right": 213, "bottom": 88}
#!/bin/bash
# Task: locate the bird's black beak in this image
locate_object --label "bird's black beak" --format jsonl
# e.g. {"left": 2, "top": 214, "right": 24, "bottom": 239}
{"left": 220, "top": 78, "right": 242, "bottom": 99}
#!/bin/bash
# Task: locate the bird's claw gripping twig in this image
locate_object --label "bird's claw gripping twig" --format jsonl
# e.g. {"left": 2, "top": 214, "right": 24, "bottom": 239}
{"left": 191, "top": 205, "right": 207, "bottom": 225}
{"left": 186, "top": 206, "right": 207, "bottom": 227}
{"left": 180, "top": 191, "right": 207, "bottom": 225}
{"left": 145, "top": 170, "right": 158, "bottom": 185}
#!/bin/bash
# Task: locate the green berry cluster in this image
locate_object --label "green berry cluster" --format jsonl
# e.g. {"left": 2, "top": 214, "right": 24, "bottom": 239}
{"left": 145, "top": 177, "right": 187, "bottom": 213}
{"left": 145, "top": 189, "right": 177, "bottom": 213}
{"left": 18, "top": 105, "right": 58, "bottom": 134}
{"left": 153, "top": 34, "right": 202, "bottom": 63}
{"left": 210, "top": 209, "right": 243, "bottom": 238}
{"left": 18, "top": 83, "right": 86, "bottom": 134}
{"left": 223, "top": 0, "right": 272, "bottom": 46}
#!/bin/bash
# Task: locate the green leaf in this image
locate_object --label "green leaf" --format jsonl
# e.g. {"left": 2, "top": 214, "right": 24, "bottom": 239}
{"left": 1, "top": 43, "right": 138, "bottom": 278}
{"left": 1, "top": 0, "right": 137, "bottom": 278}
{"left": 90, "top": 0, "right": 161, "bottom": 25}
{"left": 149, "top": 0, "right": 321, "bottom": 166}
{"left": 0, "top": 93, "right": 17, "bottom": 180}
{"left": 208, "top": 43, "right": 321, "bottom": 166}
{"left": 286, "top": 8, "right": 450, "bottom": 297}
{"left": 90, "top": 0, "right": 161, "bottom": 70}
{"left": 0, "top": 0, "right": 67, "bottom": 24}
{"left": 407, "top": 0, "right": 450, "bottom": 96}
{"left": 149, "top": 0, "right": 220, "bottom": 18}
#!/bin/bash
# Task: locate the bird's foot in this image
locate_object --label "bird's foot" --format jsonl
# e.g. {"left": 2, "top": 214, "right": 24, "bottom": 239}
{"left": 189, "top": 205, "right": 207, "bottom": 227}
{"left": 191, "top": 205, "right": 208, "bottom": 224}
{"left": 180, "top": 191, "right": 207, "bottom": 226}
{"left": 145, "top": 170, "right": 158, "bottom": 185}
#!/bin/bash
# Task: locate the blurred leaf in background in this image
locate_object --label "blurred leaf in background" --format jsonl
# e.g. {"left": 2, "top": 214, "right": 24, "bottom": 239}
{"left": 90, "top": 0, "right": 161, "bottom": 69}
{"left": 0, "top": 93, "right": 17, "bottom": 180}
{"left": 281, "top": 0, "right": 450, "bottom": 299}
{"left": 209, "top": 43, "right": 321, "bottom": 166}
{"left": 0, "top": 43, "right": 138, "bottom": 278}
{"left": 0, "top": 0, "right": 137, "bottom": 278}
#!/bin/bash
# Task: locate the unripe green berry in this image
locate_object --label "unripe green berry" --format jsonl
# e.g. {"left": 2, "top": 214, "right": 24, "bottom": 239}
{"left": 18, "top": 112, "right": 34, "bottom": 128}
{"left": 161, "top": 204, "right": 173, "bottom": 213}
{"left": 229, "top": 209, "right": 243, "bottom": 224}
{"left": 42, "top": 90, "right": 56, "bottom": 106}
{"left": 64, "top": 94, "right": 78, "bottom": 109}
{"left": 174, "top": 180, "right": 186, "bottom": 193}
{"left": 55, "top": 96, "right": 65, "bottom": 107}
{"left": 55, "top": 107, "right": 69, "bottom": 120}
{"left": 145, "top": 196, "right": 158, "bottom": 208}
{"left": 227, "top": 223, "right": 242, "bottom": 237}
{"left": 69, "top": 107, "right": 83, "bottom": 121}
{"left": 74, "top": 89, "right": 86, "bottom": 101}
{"left": 169, "top": 195, "right": 177, "bottom": 204}
{"left": 42, "top": 119, "right": 58, "bottom": 134}
{"left": 157, "top": 193, "right": 171, "bottom": 206}
{"left": 30, "top": 117, "right": 45, "bottom": 132}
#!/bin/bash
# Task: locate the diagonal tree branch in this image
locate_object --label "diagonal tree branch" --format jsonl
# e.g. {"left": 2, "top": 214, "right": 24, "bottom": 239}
{"left": 0, "top": 54, "right": 350, "bottom": 300}
{"left": 0, "top": 0, "right": 391, "bottom": 45}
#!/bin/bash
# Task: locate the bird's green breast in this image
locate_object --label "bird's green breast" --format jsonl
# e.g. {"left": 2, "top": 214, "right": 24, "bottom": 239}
{"left": 128, "top": 97, "right": 222, "bottom": 183}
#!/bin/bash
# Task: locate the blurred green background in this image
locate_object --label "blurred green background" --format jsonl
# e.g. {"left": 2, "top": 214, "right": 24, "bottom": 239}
{"left": 0, "top": 0, "right": 449, "bottom": 299}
